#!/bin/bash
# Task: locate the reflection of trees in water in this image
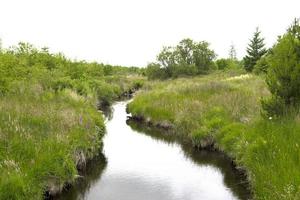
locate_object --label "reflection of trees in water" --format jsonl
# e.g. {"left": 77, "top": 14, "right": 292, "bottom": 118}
{"left": 55, "top": 153, "right": 107, "bottom": 200}
{"left": 100, "top": 105, "right": 114, "bottom": 121}
{"left": 100, "top": 98, "right": 132, "bottom": 121}
{"left": 127, "top": 119, "right": 251, "bottom": 200}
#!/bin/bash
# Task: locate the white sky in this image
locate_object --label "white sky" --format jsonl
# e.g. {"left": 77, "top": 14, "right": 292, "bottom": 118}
{"left": 0, "top": 0, "right": 299, "bottom": 67}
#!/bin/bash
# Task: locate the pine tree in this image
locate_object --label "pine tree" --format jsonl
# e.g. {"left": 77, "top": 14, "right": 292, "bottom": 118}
{"left": 262, "top": 18, "right": 300, "bottom": 116}
{"left": 243, "top": 27, "right": 267, "bottom": 72}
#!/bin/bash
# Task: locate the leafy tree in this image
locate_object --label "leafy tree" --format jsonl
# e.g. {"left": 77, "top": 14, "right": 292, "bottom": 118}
{"left": 176, "top": 38, "right": 194, "bottom": 65}
{"left": 192, "top": 41, "right": 216, "bottom": 73}
{"left": 262, "top": 19, "right": 300, "bottom": 116}
{"left": 243, "top": 28, "right": 267, "bottom": 72}
{"left": 157, "top": 46, "right": 176, "bottom": 77}
{"left": 154, "top": 38, "right": 216, "bottom": 78}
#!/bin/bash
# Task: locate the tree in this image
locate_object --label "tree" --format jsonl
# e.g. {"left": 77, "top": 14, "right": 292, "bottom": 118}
{"left": 243, "top": 28, "right": 267, "bottom": 72}
{"left": 192, "top": 41, "right": 216, "bottom": 72}
{"left": 176, "top": 38, "right": 194, "bottom": 65}
{"left": 229, "top": 43, "right": 237, "bottom": 60}
{"left": 155, "top": 38, "right": 216, "bottom": 78}
{"left": 262, "top": 19, "right": 300, "bottom": 116}
{"left": 146, "top": 62, "right": 167, "bottom": 80}
{"left": 157, "top": 46, "right": 176, "bottom": 77}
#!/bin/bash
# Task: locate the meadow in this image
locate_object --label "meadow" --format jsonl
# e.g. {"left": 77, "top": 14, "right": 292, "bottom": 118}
{"left": 128, "top": 71, "right": 300, "bottom": 200}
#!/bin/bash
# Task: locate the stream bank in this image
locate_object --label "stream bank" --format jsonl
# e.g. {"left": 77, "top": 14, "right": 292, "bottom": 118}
{"left": 56, "top": 101, "right": 251, "bottom": 200}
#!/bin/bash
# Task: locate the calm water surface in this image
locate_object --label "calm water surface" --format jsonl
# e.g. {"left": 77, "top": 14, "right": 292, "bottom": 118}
{"left": 58, "top": 101, "right": 250, "bottom": 200}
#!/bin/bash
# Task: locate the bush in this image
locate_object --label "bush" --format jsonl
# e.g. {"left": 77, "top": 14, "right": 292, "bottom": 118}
{"left": 171, "top": 64, "right": 198, "bottom": 78}
{"left": 263, "top": 20, "right": 300, "bottom": 116}
{"left": 216, "top": 58, "right": 230, "bottom": 70}
{"left": 253, "top": 55, "right": 269, "bottom": 74}
{"left": 146, "top": 62, "right": 168, "bottom": 80}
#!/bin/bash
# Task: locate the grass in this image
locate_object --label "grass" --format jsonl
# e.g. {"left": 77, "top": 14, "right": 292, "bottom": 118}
{"left": 128, "top": 71, "right": 300, "bottom": 200}
{"left": 0, "top": 44, "right": 145, "bottom": 199}
{"left": 0, "top": 83, "right": 104, "bottom": 199}
{"left": 0, "top": 77, "right": 144, "bottom": 199}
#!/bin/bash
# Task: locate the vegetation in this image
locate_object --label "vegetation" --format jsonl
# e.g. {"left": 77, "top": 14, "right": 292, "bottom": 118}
{"left": 262, "top": 19, "right": 300, "bottom": 117}
{"left": 0, "top": 42, "right": 144, "bottom": 199}
{"left": 146, "top": 38, "right": 216, "bottom": 79}
{"left": 128, "top": 71, "right": 300, "bottom": 199}
{"left": 229, "top": 44, "right": 237, "bottom": 60}
{"left": 243, "top": 28, "right": 267, "bottom": 72}
{"left": 127, "top": 18, "right": 300, "bottom": 200}
{"left": 215, "top": 58, "right": 243, "bottom": 70}
{"left": 1, "top": 12, "right": 299, "bottom": 200}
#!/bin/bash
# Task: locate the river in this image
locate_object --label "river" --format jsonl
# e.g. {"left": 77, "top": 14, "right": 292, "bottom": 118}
{"left": 57, "top": 101, "right": 250, "bottom": 200}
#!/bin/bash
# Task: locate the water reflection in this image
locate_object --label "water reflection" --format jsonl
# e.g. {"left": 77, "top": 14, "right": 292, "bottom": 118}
{"left": 56, "top": 153, "right": 107, "bottom": 200}
{"left": 58, "top": 101, "right": 251, "bottom": 200}
{"left": 127, "top": 120, "right": 251, "bottom": 199}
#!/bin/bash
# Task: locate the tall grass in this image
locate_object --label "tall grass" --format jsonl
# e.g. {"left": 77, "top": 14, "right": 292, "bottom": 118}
{"left": 0, "top": 83, "right": 104, "bottom": 199}
{"left": 128, "top": 71, "right": 300, "bottom": 199}
{"left": 0, "top": 43, "right": 145, "bottom": 199}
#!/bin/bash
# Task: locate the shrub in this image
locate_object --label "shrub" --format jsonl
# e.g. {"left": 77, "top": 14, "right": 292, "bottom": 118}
{"left": 263, "top": 20, "right": 300, "bottom": 116}
{"left": 253, "top": 55, "right": 269, "bottom": 74}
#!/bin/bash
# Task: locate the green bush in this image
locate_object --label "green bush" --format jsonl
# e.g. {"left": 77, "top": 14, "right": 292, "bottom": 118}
{"left": 263, "top": 20, "right": 300, "bottom": 116}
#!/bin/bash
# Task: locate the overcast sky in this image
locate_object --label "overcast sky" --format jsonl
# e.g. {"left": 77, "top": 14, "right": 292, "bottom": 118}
{"left": 0, "top": 0, "right": 299, "bottom": 67}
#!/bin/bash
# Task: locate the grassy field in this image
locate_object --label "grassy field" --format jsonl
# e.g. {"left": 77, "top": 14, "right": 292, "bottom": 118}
{"left": 128, "top": 71, "right": 300, "bottom": 200}
{"left": 0, "top": 44, "right": 144, "bottom": 199}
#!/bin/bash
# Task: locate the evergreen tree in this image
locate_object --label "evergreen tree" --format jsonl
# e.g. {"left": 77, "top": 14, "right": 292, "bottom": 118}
{"left": 243, "top": 27, "right": 267, "bottom": 72}
{"left": 262, "top": 19, "right": 300, "bottom": 116}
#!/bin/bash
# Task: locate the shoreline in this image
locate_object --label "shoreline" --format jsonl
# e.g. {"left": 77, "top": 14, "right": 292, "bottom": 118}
{"left": 127, "top": 114, "right": 252, "bottom": 198}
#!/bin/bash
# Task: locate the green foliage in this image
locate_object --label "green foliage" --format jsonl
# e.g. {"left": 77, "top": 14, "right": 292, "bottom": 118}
{"left": 244, "top": 28, "right": 267, "bottom": 72}
{"left": 263, "top": 19, "right": 300, "bottom": 117}
{"left": 216, "top": 58, "right": 230, "bottom": 70}
{"left": 216, "top": 58, "right": 243, "bottom": 70}
{"left": 147, "top": 38, "right": 216, "bottom": 79}
{"left": 146, "top": 62, "right": 168, "bottom": 80}
{"left": 128, "top": 70, "right": 300, "bottom": 199}
{"left": 216, "top": 58, "right": 242, "bottom": 70}
{"left": 253, "top": 54, "right": 269, "bottom": 74}
{"left": 128, "top": 72, "right": 267, "bottom": 138}
{"left": 0, "top": 42, "right": 144, "bottom": 199}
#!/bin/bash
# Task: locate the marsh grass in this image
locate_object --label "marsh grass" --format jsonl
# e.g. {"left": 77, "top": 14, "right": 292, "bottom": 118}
{"left": 0, "top": 43, "right": 145, "bottom": 199}
{"left": 128, "top": 71, "right": 300, "bottom": 199}
{"left": 0, "top": 83, "right": 105, "bottom": 199}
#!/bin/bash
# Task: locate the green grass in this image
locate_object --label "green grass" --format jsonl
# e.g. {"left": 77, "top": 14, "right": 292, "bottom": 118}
{"left": 0, "top": 84, "right": 104, "bottom": 199}
{"left": 0, "top": 43, "right": 145, "bottom": 199}
{"left": 128, "top": 71, "right": 300, "bottom": 200}
{"left": 0, "top": 77, "right": 144, "bottom": 199}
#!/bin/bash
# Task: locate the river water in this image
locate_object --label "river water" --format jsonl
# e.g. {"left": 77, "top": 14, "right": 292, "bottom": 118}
{"left": 58, "top": 101, "right": 250, "bottom": 200}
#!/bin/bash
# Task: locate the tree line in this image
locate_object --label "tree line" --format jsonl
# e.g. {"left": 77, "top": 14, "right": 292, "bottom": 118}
{"left": 146, "top": 18, "right": 300, "bottom": 117}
